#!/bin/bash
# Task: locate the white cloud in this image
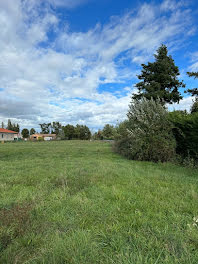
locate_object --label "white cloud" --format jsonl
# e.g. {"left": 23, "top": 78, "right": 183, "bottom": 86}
{"left": 46, "top": 0, "right": 89, "bottom": 8}
{"left": 160, "top": 0, "right": 186, "bottom": 11}
{"left": 188, "top": 52, "right": 198, "bottom": 71}
{"left": 0, "top": 0, "right": 195, "bottom": 130}
{"left": 169, "top": 96, "right": 195, "bottom": 112}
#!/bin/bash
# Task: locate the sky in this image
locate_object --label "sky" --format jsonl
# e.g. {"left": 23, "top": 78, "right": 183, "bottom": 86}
{"left": 0, "top": 0, "right": 198, "bottom": 131}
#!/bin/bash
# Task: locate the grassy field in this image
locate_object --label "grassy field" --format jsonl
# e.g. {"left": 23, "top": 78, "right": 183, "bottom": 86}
{"left": 0, "top": 140, "right": 198, "bottom": 263}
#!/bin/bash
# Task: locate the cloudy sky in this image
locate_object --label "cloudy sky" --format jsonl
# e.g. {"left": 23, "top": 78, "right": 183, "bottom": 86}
{"left": 0, "top": 0, "right": 198, "bottom": 131}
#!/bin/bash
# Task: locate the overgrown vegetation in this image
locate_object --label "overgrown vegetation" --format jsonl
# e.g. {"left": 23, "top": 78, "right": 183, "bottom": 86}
{"left": 93, "top": 124, "right": 116, "bottom": 140}
{"left": 114, "top": 99, "right": 198, "bottom": 165}
{"left": 63, "top": 124, "right": 91, "bottom": 140}
{"left": 114, "top": 45, "right": 198, "bottom": 165}
{"left": 114, "top": 98, "right": 176, "bottom": 162}
{"left": 0, "top": 141, "right": 198, "bottom": 263}
{"left": 169, "top": 111, "right": 198, "bottom": 160}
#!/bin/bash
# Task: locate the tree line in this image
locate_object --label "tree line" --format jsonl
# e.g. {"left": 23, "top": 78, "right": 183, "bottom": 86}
{"left": 1, "top": 119, "right": 20, "bottom": 132}
{"left": 20, "top": 123, "right": 92, "bottom": 140}
{"left": 1, "top": 119, "right": 118, "bottom": 141}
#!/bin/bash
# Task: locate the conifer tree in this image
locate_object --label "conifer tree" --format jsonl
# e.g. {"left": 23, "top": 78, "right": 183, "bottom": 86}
{"left": 186, "top": 71, "right": 198, "bottom": 96}
{"left": 133, "top": 44, "right": 185, "bottom": 104}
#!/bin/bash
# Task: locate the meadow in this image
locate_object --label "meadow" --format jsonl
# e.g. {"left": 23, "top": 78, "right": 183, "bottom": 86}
{"left": 0, "top": 140, "right": 198, "bottom": 263}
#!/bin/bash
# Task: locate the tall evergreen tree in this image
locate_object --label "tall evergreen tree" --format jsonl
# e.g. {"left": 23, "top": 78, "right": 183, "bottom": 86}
{"left": 6, "top": 119, "right": 20, "bottom": 132}
{"left": 133, "top": 44, "right": 185, "bottom": 104}
{"left": 15, "top": 123, "right": 20, "bottom": 133}
{"left": 7, "top": 119, "right": 12, "bottom": 130}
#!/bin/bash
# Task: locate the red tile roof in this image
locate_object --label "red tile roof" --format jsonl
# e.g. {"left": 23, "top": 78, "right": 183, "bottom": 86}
{"left": 0, "top": 128, "right": 18, "bottom": 134}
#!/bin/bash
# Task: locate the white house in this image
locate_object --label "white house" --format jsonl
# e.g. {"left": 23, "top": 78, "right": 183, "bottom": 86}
{"left": 0, "top": 128, "right": 19, "bottom": 141}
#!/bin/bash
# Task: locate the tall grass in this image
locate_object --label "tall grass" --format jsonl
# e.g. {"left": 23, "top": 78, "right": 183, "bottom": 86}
{"left": 0, "top": 141, "right": 198, "bottom": 263}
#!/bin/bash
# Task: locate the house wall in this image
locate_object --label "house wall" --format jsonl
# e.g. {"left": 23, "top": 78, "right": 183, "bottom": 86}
{"left": 44, "top": 137, "right": 53, "bottom": 141}
{"left": 30, "top": 134, "right": 56, "bottom": 141}
{"left": 0, "top": 133, "right": 17, "bottom": 141}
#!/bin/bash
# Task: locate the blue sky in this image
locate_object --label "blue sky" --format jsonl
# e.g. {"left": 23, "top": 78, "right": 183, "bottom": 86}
{"left": 0, "top": 0, "right": 198, "bottom": 131}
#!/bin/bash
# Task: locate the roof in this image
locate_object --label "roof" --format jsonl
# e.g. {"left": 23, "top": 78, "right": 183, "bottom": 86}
{"left": 0, "top": 128, "right": 18, "bottom": 134}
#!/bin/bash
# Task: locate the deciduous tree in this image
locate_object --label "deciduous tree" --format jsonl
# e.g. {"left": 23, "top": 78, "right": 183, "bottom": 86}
{"left": 22, "top": 128, "right": 29, "bottom": 138}
{"left": 30, "top": 128, "right": 36, "bottom": 135}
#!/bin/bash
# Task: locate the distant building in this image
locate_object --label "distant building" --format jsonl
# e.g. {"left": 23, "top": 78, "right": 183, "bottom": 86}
{"left": 0, "top": 128, "right": 20, "bottom": 141}
{"left": 30, "top": 134, "right": 56, "bottom": 141}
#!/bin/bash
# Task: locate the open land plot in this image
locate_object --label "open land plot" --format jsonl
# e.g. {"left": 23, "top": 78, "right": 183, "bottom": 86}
{"left": 0, "top": 140, "right": 198, "bottom": 263}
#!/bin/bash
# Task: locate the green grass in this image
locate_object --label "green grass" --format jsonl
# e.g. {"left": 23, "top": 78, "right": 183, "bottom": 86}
{"left": 0, "top": 140, "right": 198, "bottom": 263}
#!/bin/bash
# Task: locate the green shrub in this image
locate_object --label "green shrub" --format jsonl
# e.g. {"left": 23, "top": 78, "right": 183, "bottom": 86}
{"left": 169, "top": 111, "right": 198, "bottom": 160}
{"left": 114, "top": 98, "right": 176, "bottom": 162}
{"left": 113, "top": 121, "right": 132, "bottom": 158}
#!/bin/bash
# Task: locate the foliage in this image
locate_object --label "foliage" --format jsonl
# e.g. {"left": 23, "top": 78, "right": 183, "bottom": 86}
{"left": 113, "top": 121, "right": 132, "bottom": 158}
{"left": 169, "top": 111, "right": 198, "bottom": 160}
{"left": 51, "top": 122, "right": 62, "bottom": 135}
{"left": 186, "top": 71, "right": 198, "bottom": 96}
{"left": 7, "top": 119, "right": 20, "bottom": 132}
{"left": 0, "top": 141, "right": 198, "bottom": 263}
{"left": 38, "top": 122, "right": 92, "bottom": 140}
{"left": 114, "top": 98, "right": 176, "bottom": 162}
{"left": 93, "top": 130, "right": 103, "bottom": 140}
{"left": 39, "top": 123, "right": 51, "bottom": 134}
{"left": 102, "top": 124, "right": 115, "bottom": 139}
{"left": 21, "top": 128, "right": 29, "bottom": 139}
{"left": 30, "top": 128, "right": 36, "bottom": 135}
{"left": 191, "top": 97, "right": 198, "bottom": 113}
{"left": 56, "top": 129, "right": 65, "bottom": 140}
{"left": 93, "top": 124, "right": 116, "bottom": 140}
{"left": 75, "top": 124, "right": 91, "bottom": 140}
{"left": 63, "top": 124, "right": 91, "bottom": 140}
{"left": 63, "top": 124, "right": 76, "bottom": 140}
{"left": 39, "top": 122, "right": 63, "bottom": 135}
{"left": 133, "top": 44, "right": 185, "bottom": 104}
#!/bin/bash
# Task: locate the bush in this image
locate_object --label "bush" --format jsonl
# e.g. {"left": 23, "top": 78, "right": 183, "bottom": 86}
{"left": 113, "top": 121, "right": 132, "bottom": 158}
{"left": 169, "top": 111, "right": 198, "bottom": 160}
{"left": 114, "top": 98, "right": 176, "bottom": 162}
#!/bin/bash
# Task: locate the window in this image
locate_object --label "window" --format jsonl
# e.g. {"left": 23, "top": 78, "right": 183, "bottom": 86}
{"left": 1, "top": 134, "right": 3, "bottom": 138}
